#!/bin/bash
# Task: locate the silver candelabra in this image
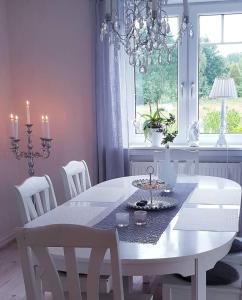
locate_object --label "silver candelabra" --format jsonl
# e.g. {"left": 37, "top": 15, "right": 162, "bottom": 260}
{"left": 10, "top": 124, "right": 52, "bottom": 176}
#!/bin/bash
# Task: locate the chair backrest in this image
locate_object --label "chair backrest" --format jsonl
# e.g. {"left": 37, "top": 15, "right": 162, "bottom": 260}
{"left": 61, "top": 160, "right": 92, "bottom": 201}
{"left": 16, "top": 224, "right": 124, "bottom": 300}
{"left": 15, "top": 175, "right": 57, "bottom": 225}
{"left": 154, "top": 148, "right": 199, "bottom": 176}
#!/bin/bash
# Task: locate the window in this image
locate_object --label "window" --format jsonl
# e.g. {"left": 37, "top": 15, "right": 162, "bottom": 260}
{"left": 199, "top": 14, "right": 242, "bottom": 134}
{"left": 125, "top": 1, "right": 242, "bottom": 146}
{"left": 134, "top": 17, "right": 178, "bottom": 134}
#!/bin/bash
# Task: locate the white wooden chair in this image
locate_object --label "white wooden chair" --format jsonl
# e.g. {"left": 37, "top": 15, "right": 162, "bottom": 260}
{"left": 61, "top": 160, "right": 92, "bottom": 201}
{"left": 16, "top": 224, "right": 153, "bottom": 300}
{"left": 154, "top": 148, "right": 199, "bottom": 177}
{"left": 15, "top": 175, "right": 57, "bottom": 225}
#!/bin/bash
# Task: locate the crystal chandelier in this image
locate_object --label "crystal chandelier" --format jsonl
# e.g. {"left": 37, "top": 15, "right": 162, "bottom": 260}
{"left": 100, "top": 0, "right": 193, "bottom": 73}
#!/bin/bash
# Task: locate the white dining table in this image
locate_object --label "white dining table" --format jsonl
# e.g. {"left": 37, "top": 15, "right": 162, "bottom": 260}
{"left": 25, "top": 175, "right": 241, "bottom": 300}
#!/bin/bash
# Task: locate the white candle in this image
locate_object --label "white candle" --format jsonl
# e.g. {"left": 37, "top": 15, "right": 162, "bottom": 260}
{"left": 26, "top": 100, "right": 30, "bottom": 124}
{"left": 41, "top": 115, "right": 45, "bottom": 137}
{"left": 10, "top": 113, "right": 15, "bottom": 137}
{"left": 45, "top": 115, "right": 50, "bottom": 139}
{"left": 14, "top": 115, "right": 19, "bottom": 139}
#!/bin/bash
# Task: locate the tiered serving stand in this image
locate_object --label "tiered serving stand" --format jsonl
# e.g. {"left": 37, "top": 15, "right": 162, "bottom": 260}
{"left": 129, "top": 166, "right": 177, "bottom": 210}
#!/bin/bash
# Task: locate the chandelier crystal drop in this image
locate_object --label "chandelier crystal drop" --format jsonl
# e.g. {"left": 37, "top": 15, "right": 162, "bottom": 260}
{"left": 100, "top": 0, "right": 193, "bottom": 73}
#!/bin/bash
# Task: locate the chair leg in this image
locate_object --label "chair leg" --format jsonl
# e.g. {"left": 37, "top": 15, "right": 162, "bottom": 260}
{"left": 123, "top": 276, "right": 133, "bottom": 294}
{"left": 34, "top": 266, "right": 45, "bottom": 300}
{"left": 143, "top": 276, "right": 151, "bottom": 284}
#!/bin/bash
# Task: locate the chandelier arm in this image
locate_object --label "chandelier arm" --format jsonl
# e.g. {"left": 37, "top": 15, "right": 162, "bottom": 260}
{"left": 125, "top": 7, "right": 135, "bottom": 18}
{"left": 127, "top": 28, "right": 136, "bottom": 40}
{"left": 136, "top": 3, "right": 148, "bottom": 15}
{"left": 111, "top": 25, "right": 134, "bottom": 43}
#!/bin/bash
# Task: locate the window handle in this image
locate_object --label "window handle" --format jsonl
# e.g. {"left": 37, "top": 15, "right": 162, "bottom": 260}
{"left": 190, "top": 82, "right": 195, "bottom": 98}
{"left": 180, "top": 82, "right": 184, "bottom": 97}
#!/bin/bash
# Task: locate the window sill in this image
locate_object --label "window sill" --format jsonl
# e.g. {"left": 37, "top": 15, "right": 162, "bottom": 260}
{"left": 128, "top": 144, "right": 242, "bottom": 163}
{"left": 128, "top": 144, "right": 242, "bottom": 151}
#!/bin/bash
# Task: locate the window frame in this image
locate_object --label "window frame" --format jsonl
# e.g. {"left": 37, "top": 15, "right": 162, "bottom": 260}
{"left": 124, "top": 1, "right": 242, "bottom": 147}
{"left": 189, "top": 1, "right": 242, "bottom": 145}
{"left": 125, "top": 5, "right": 188, "bottom": 146}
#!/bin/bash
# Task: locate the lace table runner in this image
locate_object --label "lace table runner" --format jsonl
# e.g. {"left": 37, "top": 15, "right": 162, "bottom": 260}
{"left": 94, "top": 183, "right": 197, "bottom": 244}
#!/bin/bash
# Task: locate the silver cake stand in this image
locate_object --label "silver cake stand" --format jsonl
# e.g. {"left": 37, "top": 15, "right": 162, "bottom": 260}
{"left": 130, "top": 166, "right": 177, "bottom": 211}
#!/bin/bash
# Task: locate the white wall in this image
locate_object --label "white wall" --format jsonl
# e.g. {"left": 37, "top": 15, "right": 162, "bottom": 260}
{"left": 0, "top": 0, "right": 22, "bottom": 246}
{"left": 0, "top": 0, "right": 97, "bottom": 245}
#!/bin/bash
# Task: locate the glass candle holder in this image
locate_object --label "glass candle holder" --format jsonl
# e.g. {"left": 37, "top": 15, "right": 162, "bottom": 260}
{"left": 116, "top": 212, "right": 129, "bottom": 227}
{"left": 134, "top": 210, "right": 147, "bottom": 225}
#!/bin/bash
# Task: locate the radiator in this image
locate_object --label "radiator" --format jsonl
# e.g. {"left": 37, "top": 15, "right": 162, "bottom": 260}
{"left": 130, "top": 161, "right": 242, "bottom": 184}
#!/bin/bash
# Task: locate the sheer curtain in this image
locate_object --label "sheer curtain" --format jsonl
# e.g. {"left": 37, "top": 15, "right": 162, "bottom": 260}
{"left": 95, "top": 0, "right": 127, "bottom": 182}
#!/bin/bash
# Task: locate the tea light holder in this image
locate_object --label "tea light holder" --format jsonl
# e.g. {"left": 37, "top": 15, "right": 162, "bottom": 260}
{"left": 134, "top": 210, "right": 147, "bottom": 225}
{"left": 115, "top": 212, "right": 129, "bottom": 227}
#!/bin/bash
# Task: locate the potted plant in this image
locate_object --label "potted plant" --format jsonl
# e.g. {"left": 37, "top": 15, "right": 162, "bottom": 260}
{"left": 141, "top": 105, "right": 177, "bottom": 147}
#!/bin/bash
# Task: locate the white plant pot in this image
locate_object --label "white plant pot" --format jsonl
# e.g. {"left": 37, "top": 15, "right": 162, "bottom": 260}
{"left": 149, "top": 129, "right": 163, "bottom": 147}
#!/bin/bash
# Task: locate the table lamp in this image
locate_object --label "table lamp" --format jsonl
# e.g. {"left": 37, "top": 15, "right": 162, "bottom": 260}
{"left": 209, "top": 77, "right": 237, "bottom": 147}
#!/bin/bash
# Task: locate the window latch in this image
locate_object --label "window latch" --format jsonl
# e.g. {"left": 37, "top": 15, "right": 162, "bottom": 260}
{"left": 190, "top": 82, "right": 195, "bottom": 98}
{"left": 180, "top": 82, "right": 184, "bottom": 97}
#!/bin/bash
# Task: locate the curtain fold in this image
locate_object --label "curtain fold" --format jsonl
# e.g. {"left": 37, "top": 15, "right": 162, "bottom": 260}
{"left": 95, "top": 1, "right": 126, "bottom": 182}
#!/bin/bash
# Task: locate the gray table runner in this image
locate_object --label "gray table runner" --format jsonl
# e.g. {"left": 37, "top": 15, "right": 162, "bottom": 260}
{"left": 94, "top": 183, "right": 197, "bottom": 244}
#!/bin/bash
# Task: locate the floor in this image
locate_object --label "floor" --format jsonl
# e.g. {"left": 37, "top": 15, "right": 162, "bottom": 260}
{"left": 0, "top": 242, "right": 25, "bottom": 300}
{"left": 0, "top": 241, "right": 163, "bottom": 300}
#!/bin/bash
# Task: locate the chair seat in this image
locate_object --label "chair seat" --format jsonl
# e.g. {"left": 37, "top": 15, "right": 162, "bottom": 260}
{"left": 59, "top": 272, "right": 153, "bottom": 299}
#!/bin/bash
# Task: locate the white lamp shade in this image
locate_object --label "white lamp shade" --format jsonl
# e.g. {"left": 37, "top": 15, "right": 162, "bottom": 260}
{"left": 209, "top": 77, "right": 238, "bottom": 98}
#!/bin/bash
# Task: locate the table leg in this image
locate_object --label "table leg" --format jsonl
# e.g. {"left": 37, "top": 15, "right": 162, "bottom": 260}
{"left": 143, "top": 276, "right": 150, "bottom": 283}
{"left": 191, "top": 258, "right": 206, "bottom": 300}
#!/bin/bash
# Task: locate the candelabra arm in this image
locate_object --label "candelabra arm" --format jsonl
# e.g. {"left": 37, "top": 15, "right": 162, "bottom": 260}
{"left": 10, "top": 138, "right": 25, "bottom": 159}
{"left": 40, "top": 138, "right": 53, "bottom": 158}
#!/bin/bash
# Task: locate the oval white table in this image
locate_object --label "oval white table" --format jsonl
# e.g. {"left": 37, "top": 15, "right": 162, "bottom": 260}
{"left": 25, "top": 175, "right": 241, "bottom": 300}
